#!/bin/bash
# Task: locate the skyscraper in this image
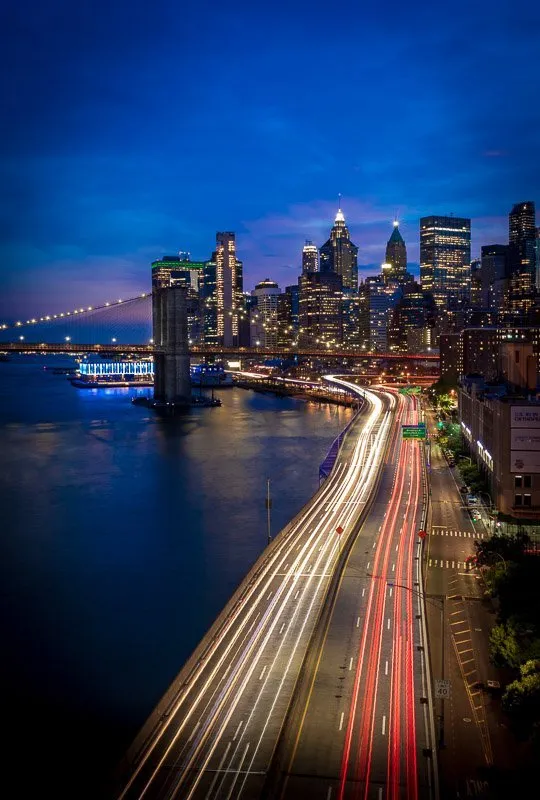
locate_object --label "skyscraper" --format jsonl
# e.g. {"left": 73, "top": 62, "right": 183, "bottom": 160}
{"left": 319, "top": 206, "right": 358, "bottom": 290}
{"left": 420, "top": 215, "right": 471, "bottom": 310}
{"left": 298, "top": 271, "right": 343, "bottom": 347}
{"left": 302, "top": 241, "right": 319, "bottom": 274}
{"left": 507, "top": 201, "right": 537, "bottom": 315}
{"left": 384, "top": 221, "right": 408, "bottom": 285}
{"left": 214, "top": 232, "right": 242, "bottom": 347}
{"left": 250, "top": 279, "right": 281, "bottom": 347}
{"left": 480, "top": 244, "right": 508, "bottom": 312}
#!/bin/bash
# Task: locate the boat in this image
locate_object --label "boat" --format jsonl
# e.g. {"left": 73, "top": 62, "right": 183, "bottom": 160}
{"left": 190, "top": 363, "right": 233, "bottom": 387}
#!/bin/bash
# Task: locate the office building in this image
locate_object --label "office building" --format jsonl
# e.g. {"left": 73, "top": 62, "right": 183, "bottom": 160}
{"left": 250, "top": 279, "right": 281, "bottom": 348}
{"left": 214, "top": 232, "right": 243, "bottom": 347}
{"left": 276, "top": 285, "right": 300, "bottom": 347}
{"left": 298, "top": 271, "right": 343, "bottom": 347}
{"left": 319, "top": 206, "right": 358, "bottom": 290}
{"left": 302, "top": 241, "right": 319, "bottom": 274}
{"left": 359, "top": 276, "right": 400, "bottom": 352}
{"left": 420, "top": 215, "right": 471, "bottom": 310}
{"left": 480, "top": 244, "right": 508, "bottom": 313}
{"left": 388, "top": 282, "right": 436, "bottom": 353}
{"left": 507, "top": 201, "right": 537, "bottom": 316}
{"left": 384, "top": 222, "right": 410, "bottom": 285}
{"left": 151, "top": 254, "right": 205, "bottom": 291}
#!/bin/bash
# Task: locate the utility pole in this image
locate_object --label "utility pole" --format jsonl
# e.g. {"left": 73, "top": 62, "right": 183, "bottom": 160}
{"left": 266, "top": 479, "right": 272, "bottom": 545}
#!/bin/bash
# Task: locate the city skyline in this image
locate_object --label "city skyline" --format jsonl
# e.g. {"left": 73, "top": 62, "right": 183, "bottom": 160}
{"left": 2, "top": 0, "right": 539, "bottom": 318}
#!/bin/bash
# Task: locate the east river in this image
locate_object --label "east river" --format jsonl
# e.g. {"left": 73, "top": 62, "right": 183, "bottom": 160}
{"left": 0, "top": 357, "right": 353, "bottom": 799}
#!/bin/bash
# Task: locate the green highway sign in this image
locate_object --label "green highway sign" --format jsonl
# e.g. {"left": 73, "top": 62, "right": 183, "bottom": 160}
{"left": 399, "top": 386, "right": 423, "bottom": 395}
{"left": 402, "top": 424, "right": 427, "bottom": 440}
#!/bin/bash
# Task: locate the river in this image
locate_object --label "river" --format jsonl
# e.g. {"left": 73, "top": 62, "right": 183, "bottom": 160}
{"left": 0, "top": 356, "right": 353, "bottom": 798}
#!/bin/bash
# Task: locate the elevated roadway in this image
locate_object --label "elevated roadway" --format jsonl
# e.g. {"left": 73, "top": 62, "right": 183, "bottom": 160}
{"left": 268, "top": 386, "right": 437, "bottom": 799}
{"left": 116, "top": 381, "right": 396, "bottom": 799}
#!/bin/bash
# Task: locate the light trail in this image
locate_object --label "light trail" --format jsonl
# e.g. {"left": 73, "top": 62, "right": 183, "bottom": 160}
{"left": 118, "top": 382, "right": 397, "bottom": 800}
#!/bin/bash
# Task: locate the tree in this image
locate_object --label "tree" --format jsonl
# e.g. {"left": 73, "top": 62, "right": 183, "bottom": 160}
{"left": 490, "top": 622, "right": 523, "bottom": 669}
{"left": 502, "top": 661, "right": 540, "bottom": 741}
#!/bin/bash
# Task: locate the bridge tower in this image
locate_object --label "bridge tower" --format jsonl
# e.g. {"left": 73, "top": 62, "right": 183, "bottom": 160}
{"left": 152, "top": 285, "right": 191, "bottom": 405}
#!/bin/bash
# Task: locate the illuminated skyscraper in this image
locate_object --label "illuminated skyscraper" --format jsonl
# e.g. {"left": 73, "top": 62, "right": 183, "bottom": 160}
{"left": 420, "top": 215, "right": 471, "bottom": 310}
{"left": 319, "top": 206, "right": 358, "bottom": 290}
{"left": 508, "top": 201, "right": 536, "bottom": 315}
{"left": 384, "top": 221, "right": 408, "bottom": 285}
{"left": 298, "top": 271, "right": 343, "bottom": 346}
{"left": 250, "top": 279, "right": 281, "bottom": 347}
{"left": 214, "top": 232, "right": 243, "bottom": 347}
{"left": 302, "top": 241, "right": 319, "bottom": 274}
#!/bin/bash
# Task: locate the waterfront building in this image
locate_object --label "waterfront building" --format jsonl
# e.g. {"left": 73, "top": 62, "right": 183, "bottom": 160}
{"left": 213, "top": 232, "right": 243, "bottom": 347}
{"left": 250, "top": 279, "right": 281, "bottom": 348}
{"left": 276, "top": 284, "right": 299, "bottom": 347}
{"left": 384, "top": 222, "right": 410, "bottom": 286}
{"left": 151, "top": 253, "right": 204, "bottom": 344}
{"left": 298, "top": 271, "right": 343, "bottom": 347}
{"left": 507, "top": 201, "right": 537, "bottom": 317}
{"left": 420, "top": 215, "right": 471, "bottom": 311}
{"left": 151, "top": 253, "right": 205, "bottom": 292}
{"left": 202, "top": 258, "right": 218, "bottom": 345}
{"left": 302, "top": 241, "right": 319, "bottom": 274}
{"left": 319, "top": 206, "right": 358, "bottom": 291}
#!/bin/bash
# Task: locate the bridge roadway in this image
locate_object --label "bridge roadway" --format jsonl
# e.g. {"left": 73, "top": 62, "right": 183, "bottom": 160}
{"left": 267, "top": 388, "right": 437, "bottom": 799}
{"left": 116, "top": 382, "right": 395, "bottom": 800}
{"left": 1, "top": 341, "right": 439, "bottom": 364}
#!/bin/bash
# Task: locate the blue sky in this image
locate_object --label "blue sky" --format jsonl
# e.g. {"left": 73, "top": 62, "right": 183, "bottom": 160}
{"left": 1, "top": 0, "right": 539, "bottom": 318}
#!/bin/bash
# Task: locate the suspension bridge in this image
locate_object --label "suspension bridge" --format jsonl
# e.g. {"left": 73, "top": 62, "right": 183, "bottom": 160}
{"left": 0, "top": 291, "right": 439, "bottom": 366}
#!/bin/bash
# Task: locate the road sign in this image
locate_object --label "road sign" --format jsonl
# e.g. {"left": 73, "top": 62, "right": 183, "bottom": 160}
{"left": 402, "top": 424, "right": 427, "bottom": 440}
{"left": 435, "top": 679, "right": 451, "bottom": 699}
{"left": 336, "top": 526, "right": 343, "bottom": 535}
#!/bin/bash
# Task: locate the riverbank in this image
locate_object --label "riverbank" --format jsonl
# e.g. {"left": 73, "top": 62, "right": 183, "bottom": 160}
{"left": 233, "top": 375, "right": 360, "bottom": 407}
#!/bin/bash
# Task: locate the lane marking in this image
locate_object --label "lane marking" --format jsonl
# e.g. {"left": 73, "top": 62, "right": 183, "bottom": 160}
{"left": 279, "top": 623, "right": 285, "bottom": 635}
{"left": 362, "top": 588, "right": 366, "bottom": 597}
{"left": 387, "top": 618, "right": 391, "bottom": 630}
{"left": 356, "top": 616, "right": 360, "bottom": 628}
{"left": 233, "top": 721, "right": 243, "bottom": 741}
{"left": 259, "top": 665, "right": 268, "bottom": 680}
{"left": 339, "top": 711, "right": 345, "bottom": 731}
{"left": 294, "top": 590, "right": 300, "bottom": 600}
{"left": 349, "top": 657, "right": 353, "bottom": 671}
{"left": 382, "top": 715, "right": 386, "bottom": 735}
{"left": 385, "top": 660, "right": 389, "bottom": 676}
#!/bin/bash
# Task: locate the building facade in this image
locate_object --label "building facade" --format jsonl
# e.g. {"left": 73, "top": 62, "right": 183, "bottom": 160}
{"left": 250, "top": 279, "right": 281, "bottom": 348}
{"left": 298, "top": 271, "right": 343, "bottom": 347}
{"left": 214, "top": 232, "right": 243, "bottom": 347}
{"left": 459, "top": 343, "right": 540, "bottom": 524}
{"left": 507, "top": 201, "right": 537, "bottom": 317}
{"left": 319, "top": 207, "right": 358, "bottom": 291}
{"left": 384, "top": 222, "right": 409, "bottom": 285}
{"left": 420, "top": 215, "right": 471, "bottom": 310}
{"left": 302, "top": 241, "right": 319, "bottom": 274}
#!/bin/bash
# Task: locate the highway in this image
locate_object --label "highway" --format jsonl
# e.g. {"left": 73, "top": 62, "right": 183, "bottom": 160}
{"left": 116, "top": 381, "right": 396, "bottom": 800}
{"left": 268, "top": 388, "right": 437, "bottom": 800}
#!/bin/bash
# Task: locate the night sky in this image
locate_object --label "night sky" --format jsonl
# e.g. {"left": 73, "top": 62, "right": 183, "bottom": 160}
{"left": 1, "top": 0, "right": 539, "bottom": 319}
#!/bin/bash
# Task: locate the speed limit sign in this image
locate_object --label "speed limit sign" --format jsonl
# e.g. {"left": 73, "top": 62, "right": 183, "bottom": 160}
{"left": 435, "top": 679, "right": 451, "bottom": 699}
